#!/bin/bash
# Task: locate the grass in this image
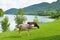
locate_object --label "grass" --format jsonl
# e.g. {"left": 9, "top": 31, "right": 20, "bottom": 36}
{"left": 0, "top": 19, "right": 60, "bottom": 40}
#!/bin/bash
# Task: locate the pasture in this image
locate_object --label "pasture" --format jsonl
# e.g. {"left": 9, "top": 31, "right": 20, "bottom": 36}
{"left": 0, "top": 19, "right": 60, "bottom": 40}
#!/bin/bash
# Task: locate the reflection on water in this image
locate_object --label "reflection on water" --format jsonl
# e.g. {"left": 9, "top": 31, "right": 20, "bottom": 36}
{"left": 0, "top": 14, "right": 55, "bottom": 32}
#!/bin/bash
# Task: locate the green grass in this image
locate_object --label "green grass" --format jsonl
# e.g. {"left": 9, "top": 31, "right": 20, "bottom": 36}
{"left": 0, "top": 19, "right": 60, "bottom": 40}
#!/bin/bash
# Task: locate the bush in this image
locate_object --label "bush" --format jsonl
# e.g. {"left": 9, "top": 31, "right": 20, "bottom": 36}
{"left": 1, "top": 16, "right": 10, "bottom": 32}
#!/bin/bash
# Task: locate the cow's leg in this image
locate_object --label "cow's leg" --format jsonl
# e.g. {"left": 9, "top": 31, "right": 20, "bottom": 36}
{"left": 19, "top": 28, "right": 20, "bottom": 34}
{"left": 28, "top": 29, "right": 30, "bottom": 36}
{"left": 19, "top": 28, "right": 21, "bottom": 36}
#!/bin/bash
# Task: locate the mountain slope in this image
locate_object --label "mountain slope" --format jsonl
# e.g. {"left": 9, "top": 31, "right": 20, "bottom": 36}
{"left": 5, "top": 8, "right": 18, "bottom": 14}
{"left": 23, "top": 2, "right": 51, "bottom": 12}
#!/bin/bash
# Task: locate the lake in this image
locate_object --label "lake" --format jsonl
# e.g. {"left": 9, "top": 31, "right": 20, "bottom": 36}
{"left": 0, "top": 14, "right": 55, "bottom": 32}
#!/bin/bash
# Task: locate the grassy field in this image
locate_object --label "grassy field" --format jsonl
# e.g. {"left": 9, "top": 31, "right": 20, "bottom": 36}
{"left": 0, "top": 19, "right": 60, "bottom": 40}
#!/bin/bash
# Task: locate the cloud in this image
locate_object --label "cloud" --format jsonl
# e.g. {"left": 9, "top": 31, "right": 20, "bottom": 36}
{"left": 0, "top": 0, "right": 57, "bottom": 11}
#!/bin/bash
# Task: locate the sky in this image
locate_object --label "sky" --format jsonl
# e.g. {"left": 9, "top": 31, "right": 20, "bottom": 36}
{"left": 0, "top": 0, "right": 57, "bottom": 11}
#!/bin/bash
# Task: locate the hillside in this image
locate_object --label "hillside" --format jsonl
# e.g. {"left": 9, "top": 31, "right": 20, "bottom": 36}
{"left": 0, "top": 19, "right": 60, "bottom": 40}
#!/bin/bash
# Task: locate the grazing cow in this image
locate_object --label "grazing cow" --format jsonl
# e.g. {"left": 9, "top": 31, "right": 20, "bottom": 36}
{"left": 18, "top": 22, "right": 39, "bottom": 36}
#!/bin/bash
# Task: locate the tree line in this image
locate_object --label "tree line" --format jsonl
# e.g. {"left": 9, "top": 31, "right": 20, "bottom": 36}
{"left": 25, "top": 9, "right": 60, "bottom": 18}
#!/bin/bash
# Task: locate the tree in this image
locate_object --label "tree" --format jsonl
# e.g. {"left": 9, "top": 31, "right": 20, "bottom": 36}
{"left": 17, "top": 9, "right": 24, "bottom": 15}
{"left": 50, "top": 11, "right": 60, "bottom": 18}
{"left": 1, "top": 16, "right": 10, "bottom": 32}
{"left": 0, "top": 9, "right": 4, "bottom": 17}
{"left": 33, "top": 16, "right": 39, "bottom": 24}
{"left": 15, "top": 9, "right": 27, "bottom": 28}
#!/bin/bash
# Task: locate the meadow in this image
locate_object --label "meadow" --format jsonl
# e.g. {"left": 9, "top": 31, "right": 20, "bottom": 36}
{"left": 0, "top": 19, "right": 60, "bottom": 40}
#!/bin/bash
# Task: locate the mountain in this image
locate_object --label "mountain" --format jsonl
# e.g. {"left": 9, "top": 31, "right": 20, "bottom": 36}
{"left": 5, "top": 0, "right": 60, "bottom": 14}
{"left": 23, "top": 2, "right": 51, "bottom": 12}
{"left": 5, "top": 8, "right": 18, "bottom": 14}
{"left": 51, "top": 0, "right": 60, "bottom": 11}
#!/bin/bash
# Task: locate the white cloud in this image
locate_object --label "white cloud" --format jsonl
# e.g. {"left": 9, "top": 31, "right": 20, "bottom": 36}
{"left": 0, "top": 0, "right": 57, "bottom": 11}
